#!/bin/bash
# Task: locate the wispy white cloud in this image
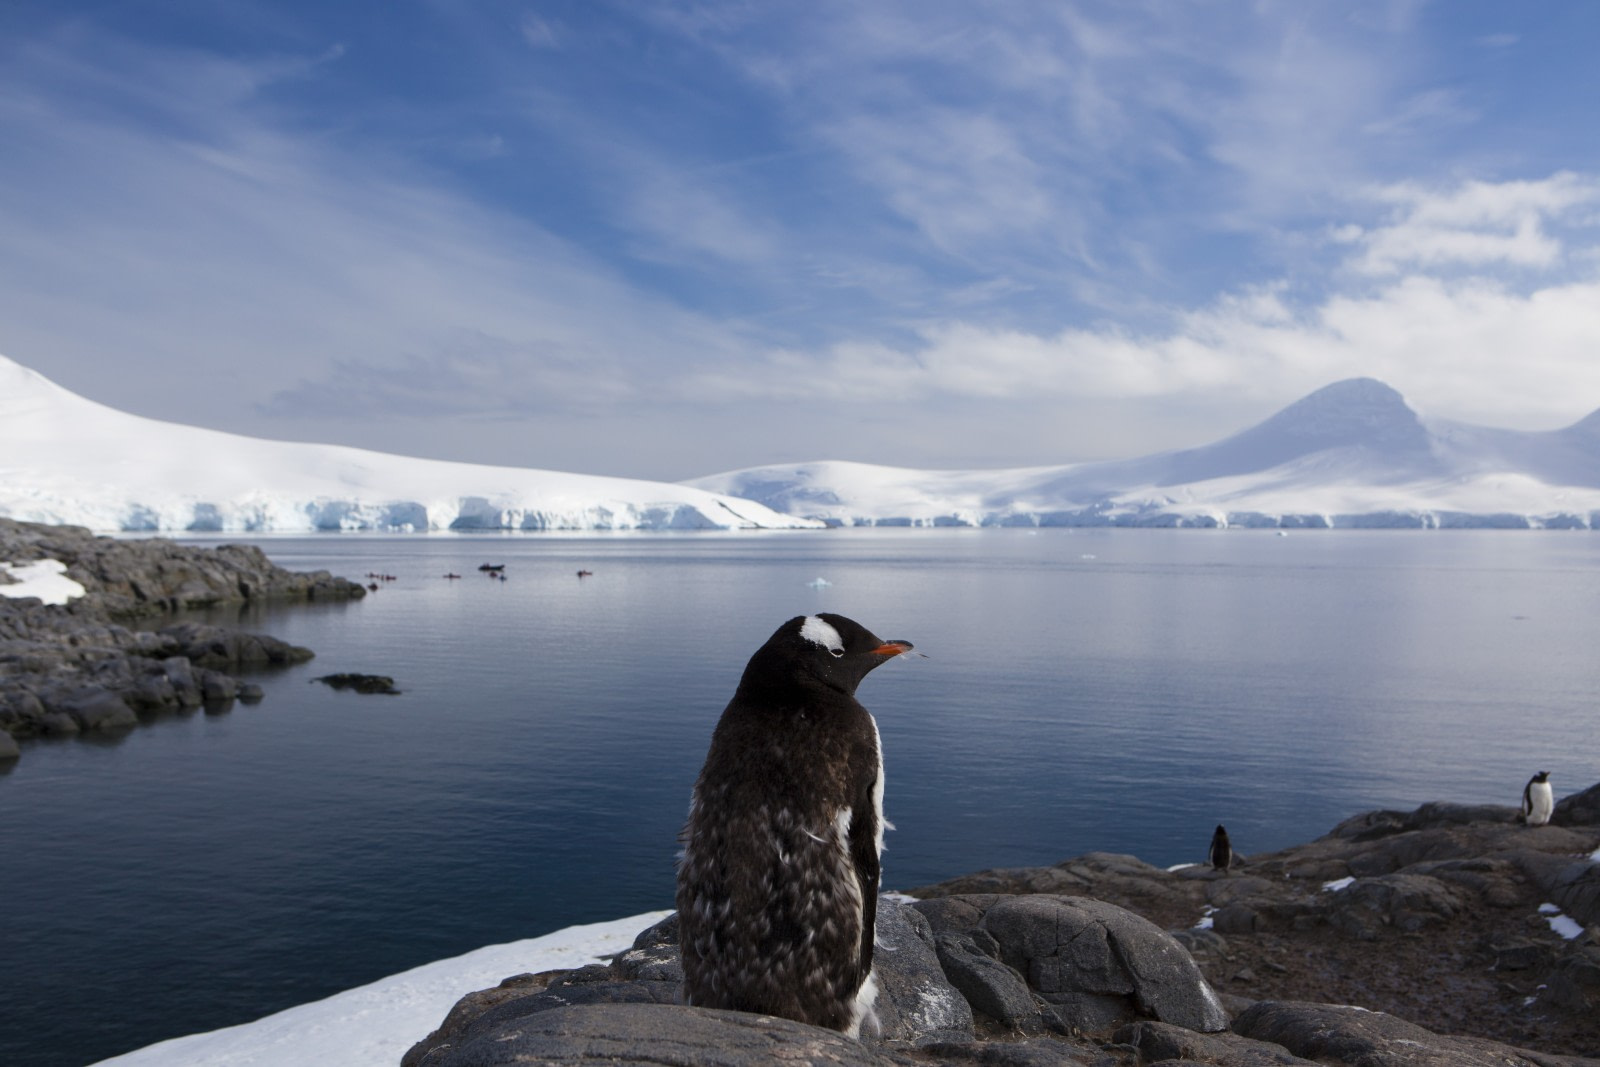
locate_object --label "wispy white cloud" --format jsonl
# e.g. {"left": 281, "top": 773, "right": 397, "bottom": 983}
{"left": 520, "top": 15, "right": 561, "bottom": 50}
{"left": 0, "top": 27, "right": 747, "bottom": 426}
{"left": 692, "top": 173, "right": 1600, "bottom": 433}
{"left": 1341, "top": 172, "right": 1600, "bottom": 273}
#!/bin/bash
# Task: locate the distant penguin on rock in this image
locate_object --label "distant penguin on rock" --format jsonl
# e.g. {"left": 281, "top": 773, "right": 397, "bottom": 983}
{"left": 1208, "top": 824, "right": 1234, "bottom": 872}
{"left": 1522, "top": 771, "right": 1554, "bottom": 827}
{"left": 676, "top": 613, "right": 914, "bottom": 1038}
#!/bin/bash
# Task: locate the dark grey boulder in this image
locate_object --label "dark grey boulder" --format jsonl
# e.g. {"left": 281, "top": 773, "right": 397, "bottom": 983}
{"left": 918, "top": 893, "right": 1229, "bottom": 1036}
{"left": 1113, "top": 1018, "right": 1320, "bottom": 1065}
{"left": 612, "top": 914, "right": 684, "bottom": 983}
{"left": 162, "top": 658, "right": 203, "bottom": 707}
{"left": 50, "top": 686, "right": 137, "bottom": 732}
{"left": 159, "top": 622, "right": 313, "bottom": 668}
{"left": 1413, "top": 856, "right": 1528, "bottom": 908}
{"left": 1554, "top": 780, "right": 1600, "bottom": 827}
{"left": 1211, "top": 903, "right": 1262, "bottom": 935}
{"left": 314, "top": 673, "right": 401, "bottom": 695}
{"left": 1323, "top": 873, "right": 1463, "bottom": 940}
{"left": 1168, "top": 926, "right": 1228, "bottom": 960}
{"left": 0, "top": 729, "right": 18, "bottom": 761}
{"left": 123, "top": 670, "right": 178, "bottom": 712}
{"left": 403, "top": 966, "right": 688, "bottom": 1067}
{"left": 913, "top": 1036, "right": 1101, "bottom": 1064}
{"left": 1233, "top": 1000, "right": 1595, "bottom": 1067}
{"left": 983, "top": 895, "right": 1229, "bottom": 1034}
{"left": 1544, "top": 857, "right": 1600, "bottom": 927}
{"left": 412, "top": 1002, "right": 887, "bottom": 1067}
{"left": 1546, "top": 944, "right": 1600, "bottom": 1013}
{"left": 873, "top": 897, "right": 974, "bottom": 1044}
{"left": 933, "top": 931, "right": 1047, "bottom": 1031}
{"left": 200, "top": 670, "right": 240, "bottom": 703}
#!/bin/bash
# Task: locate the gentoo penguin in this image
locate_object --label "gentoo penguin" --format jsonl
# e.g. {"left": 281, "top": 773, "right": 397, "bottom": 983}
{"left": 1208, "top": 824, "right": 1234, "bottom": 872}
{"left": 676, "top": 613, "right": 913, "bottom": 1038}
{"left": 1522, "top": 771, "right": 1554, "bottom": 827}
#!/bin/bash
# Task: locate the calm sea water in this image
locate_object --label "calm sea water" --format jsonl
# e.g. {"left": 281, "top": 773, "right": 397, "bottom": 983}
{"left": 4, "top": 528, "right": 1600, "bottom": 1066}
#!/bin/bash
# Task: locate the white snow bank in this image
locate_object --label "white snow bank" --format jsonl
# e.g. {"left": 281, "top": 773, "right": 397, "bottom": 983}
{"left": 89, "top": 910, "right": 671, "bottom": 1067}
{"left": 1537, "top": 904, "right": 1585, "bottom": 940}
{"left": 0, "top": 354, "right": 818, "bottom": 533}
{"left": 1548, "top": 914, "right": 1585, "bottom": 940}
{"left": 0, "top": 558, "right": 86, "bottom": 605}
{"left": 1322, "top": 876, "right": 1357, "bottom": 892}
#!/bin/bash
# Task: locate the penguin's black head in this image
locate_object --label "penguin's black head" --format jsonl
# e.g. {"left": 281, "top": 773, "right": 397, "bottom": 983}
{"left": 1534, "top": 771, "right": 1550, "bottom": 782}
{"left": 739, "top": 613, "right": 913, "bottom": 697}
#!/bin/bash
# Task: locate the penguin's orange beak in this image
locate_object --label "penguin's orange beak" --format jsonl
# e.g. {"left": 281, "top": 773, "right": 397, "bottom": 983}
{"left": 871, "top": 640, "right": 914, "bottom": 657}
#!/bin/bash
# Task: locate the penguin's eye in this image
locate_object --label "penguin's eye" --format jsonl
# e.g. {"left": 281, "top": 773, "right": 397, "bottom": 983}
{"left": 828, "top": 647, "right": 844, "bottom": 658}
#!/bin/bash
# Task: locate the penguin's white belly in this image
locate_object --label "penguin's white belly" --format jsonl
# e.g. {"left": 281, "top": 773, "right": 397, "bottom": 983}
{"left": 1526, "top": 783, "right": 1554, "bottom": 826}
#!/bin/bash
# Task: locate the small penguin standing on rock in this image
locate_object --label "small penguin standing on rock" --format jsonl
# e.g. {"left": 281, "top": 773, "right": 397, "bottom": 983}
{"left": 1208, "top": 824, "right": 1234, "bottom": 872}
{"left": 1522, "top": 771, "right": 1554, "bottom": 827}
{"left": 676, "top": 613, "right": 914, "bottom": 1038}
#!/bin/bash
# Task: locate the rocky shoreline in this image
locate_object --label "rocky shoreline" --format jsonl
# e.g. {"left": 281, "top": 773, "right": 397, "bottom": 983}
{"left": 0, "top": 517, "right": 365, "bottom": 764}
{"left": 406, "top": 785, "right": 1600, "bottom": 1066}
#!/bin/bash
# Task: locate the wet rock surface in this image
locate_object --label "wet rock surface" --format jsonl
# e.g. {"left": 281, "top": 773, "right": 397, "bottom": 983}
{"left": 1, "top": 518, "right": 364, "bottom": 762}
{"left": 313, "top": 672, "right": 402, "bottom": 695}
{"left": 408, "top": 795, "right": 1600, "bottom": 1066}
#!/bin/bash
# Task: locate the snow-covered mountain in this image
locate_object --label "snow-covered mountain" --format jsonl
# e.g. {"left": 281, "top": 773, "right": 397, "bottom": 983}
{"left": 688, "top": 379, "right": 1600, "bottom": 529}
{"left": 0, "top": 354, "right": 818, "bottom": 532}
{"left": 7, "top": 352, "right": 1598, "bottom": 533}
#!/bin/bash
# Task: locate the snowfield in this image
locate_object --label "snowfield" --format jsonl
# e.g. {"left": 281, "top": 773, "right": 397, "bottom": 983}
{"left": 688, "top": 379, "right": 1600, "bottom": 528}
{"left": 5, "top": 353, "right": 1599, "bottom": 531}
{"left": 0, "top": 355, "right": 818, "bottom": 533}
{"left": 88, "top": 911, "right": 672, "bottom": 1067}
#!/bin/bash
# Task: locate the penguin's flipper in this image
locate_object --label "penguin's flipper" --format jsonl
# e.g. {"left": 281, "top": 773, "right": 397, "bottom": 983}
{"left": 847, "top": 779, "right": 882, "bottom": 979}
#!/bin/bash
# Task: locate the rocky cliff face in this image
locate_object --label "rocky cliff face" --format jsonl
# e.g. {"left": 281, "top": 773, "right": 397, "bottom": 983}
{"left": 0, "top": 518, "right": 364, "bottom": 762}
{"left": 404, "top": 789, "right": 1600, "bottom": 1066}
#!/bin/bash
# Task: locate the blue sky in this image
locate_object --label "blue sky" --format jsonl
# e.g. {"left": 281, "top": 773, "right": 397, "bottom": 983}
{"left": 4, "top": 1, "right": 1600, "bottom": 479}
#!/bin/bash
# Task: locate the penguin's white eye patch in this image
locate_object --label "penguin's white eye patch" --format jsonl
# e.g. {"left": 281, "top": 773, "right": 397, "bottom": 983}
{"left": 799, "top": 615, "right": 845, "bottom": 654}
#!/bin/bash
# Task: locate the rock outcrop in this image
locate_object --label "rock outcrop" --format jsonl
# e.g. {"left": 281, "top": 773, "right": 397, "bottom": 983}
{"left": 406, "top": 795, "right": 1600, "bottom": 1066}
{"left": 0, "top": 518, "right": 364, "bottom": 761}
{"left": 0, "top": 518, "right": 362, "bottom": 616}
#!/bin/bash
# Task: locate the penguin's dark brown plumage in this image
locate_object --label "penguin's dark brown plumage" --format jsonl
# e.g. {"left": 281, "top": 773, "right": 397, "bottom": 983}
{"left": 1208, "top": 824, "right": 1233, "bottom": 872}
{"left": 676, "top": 613, "right": 912, "bottom": 1037}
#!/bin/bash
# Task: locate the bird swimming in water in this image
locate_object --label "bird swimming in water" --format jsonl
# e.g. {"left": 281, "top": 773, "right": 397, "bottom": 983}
{"left": 676, "top": 613, "right": 913, "bottom": 1038}
{"left": 1522, "top": 771, "right": 1554, "bottom": 827}
{"left": 1208, "top": 824, "right": 1234, "bottom": 872}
